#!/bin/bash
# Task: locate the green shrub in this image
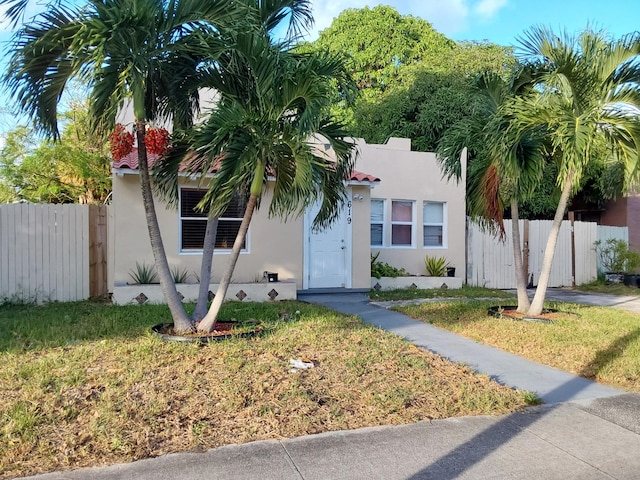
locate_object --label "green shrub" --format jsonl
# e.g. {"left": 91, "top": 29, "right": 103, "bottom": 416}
{"left": 129, "top": 262, "right": 158, "bottom": 284}
{"left": 171, "top": 266, "right": 190, "bottom": 283}
{"left": 371, "top": 252, "right": 408, "bottom": 279}
{"left": 594, "top": 239, "right": 640, "bottom": 273}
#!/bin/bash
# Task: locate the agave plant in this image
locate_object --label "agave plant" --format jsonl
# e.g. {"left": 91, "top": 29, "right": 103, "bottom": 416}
{"left": 424, "top": 255, "right": 451, "bottom": 277}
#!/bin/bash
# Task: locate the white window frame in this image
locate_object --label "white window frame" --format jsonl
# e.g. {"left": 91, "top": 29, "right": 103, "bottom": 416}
{"left": 370, "top": 198, "right": 386, "bottom": 247}
{"left": 178, "top": 188, "right": 249, "bottom": 254}
{"left": 423, "top": 201, "right": 447, "bottom": 248}
{"left": 390, "top": 199, "right": 415, "bottom": 248}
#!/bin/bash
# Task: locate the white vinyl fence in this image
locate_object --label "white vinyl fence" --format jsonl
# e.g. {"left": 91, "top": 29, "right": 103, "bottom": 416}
{"left": 467, "top": 219, "right": 627, "bottom": 289}
{"left": 0, "top": 204, "right": 108, "bottom": 303}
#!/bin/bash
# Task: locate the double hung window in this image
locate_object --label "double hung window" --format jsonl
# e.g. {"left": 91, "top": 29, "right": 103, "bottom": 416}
{"left": 391, "top": 200, "right": 414, "bottom": 246}
{"left": 423, "top": 201, "right": 445, "bottom": 247}
{"left": 370, "top": 199, "right": 385, "bottom": 246}
{"left": 180, "top": 189, "right": 246, "bottom": 251}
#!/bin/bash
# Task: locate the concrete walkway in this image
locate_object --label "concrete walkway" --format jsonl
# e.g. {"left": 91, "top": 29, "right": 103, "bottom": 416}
{"left": 300, "top": 292, "right": 625, "bottom": 404}
{"left": 542, "top": 287, "right": 640, "bottom": 313}
{"left": 20, "top": 290, "right": 640, "bottom": 480}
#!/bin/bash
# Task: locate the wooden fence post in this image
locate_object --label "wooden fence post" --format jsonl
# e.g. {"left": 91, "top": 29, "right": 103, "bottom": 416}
{"left": 89, "top": 205, "right": 108, "bottom": 298}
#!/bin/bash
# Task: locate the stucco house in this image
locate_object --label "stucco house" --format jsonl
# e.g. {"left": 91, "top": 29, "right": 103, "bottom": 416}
{"left": 109, "top": 137, "right": 467, "bottom": 303}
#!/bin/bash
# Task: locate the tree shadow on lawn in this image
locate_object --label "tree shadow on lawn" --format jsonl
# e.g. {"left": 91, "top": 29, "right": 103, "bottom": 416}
{"left": 578, "top": 327, "right": 640, "bottom": 379}
{"left": 0, "top": 301, "right": 173, "bottom": 352}
{"left": 405, "top": 328, "right": 640, "bottom": 479}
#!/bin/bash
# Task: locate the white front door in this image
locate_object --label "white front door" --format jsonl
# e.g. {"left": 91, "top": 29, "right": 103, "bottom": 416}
{"left": 304, "top": 194, "right": 352, "bottom": 289}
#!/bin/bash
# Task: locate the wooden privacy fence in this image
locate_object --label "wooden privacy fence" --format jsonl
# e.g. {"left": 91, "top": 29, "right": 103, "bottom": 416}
{"left": 0, "top": 204, "right": 108, "bottom": 302}
{"left": 467, "top": 218, "right": 628, "bottom": 289}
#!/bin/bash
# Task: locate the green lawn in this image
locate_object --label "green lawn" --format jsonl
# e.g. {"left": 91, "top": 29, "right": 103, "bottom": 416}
{"left": 0, "top": 300, "right": 532, "bottom": 478}
{"left": 575, "top": 279, "right": 640, "bottom": 296}
{"left": 369, "top": 284, "right": 514, "bottom": 302}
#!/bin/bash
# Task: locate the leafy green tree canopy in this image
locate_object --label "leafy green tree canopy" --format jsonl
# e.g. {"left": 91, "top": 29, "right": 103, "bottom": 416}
{"left": 0, "top": 101, "right": 111, "bottom": 203}
{"left": 302, "top": 5, "right": 515, "bottom": 150}
{"left": 307, "top": 5, "right": 454, "bottom": 95}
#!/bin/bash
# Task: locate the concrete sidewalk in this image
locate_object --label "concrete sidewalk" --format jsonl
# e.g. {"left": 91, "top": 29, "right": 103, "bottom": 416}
{"left": 20, "top": 291, "right": 640, "bottom": 480}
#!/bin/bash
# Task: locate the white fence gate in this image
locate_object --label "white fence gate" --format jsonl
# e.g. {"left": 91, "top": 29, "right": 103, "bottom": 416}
{"left": 467, "top": 219, "right": 626, "bottom": 289}
{"left": 0, "top": 204, "right": 108, "bottom": 303}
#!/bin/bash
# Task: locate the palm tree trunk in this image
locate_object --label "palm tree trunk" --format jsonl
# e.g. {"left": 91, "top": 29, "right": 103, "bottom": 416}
{"left": 198, "top": 194, "right": 258, "bottom": 332}
{"left": 510, "top": 198, "right": 530, "bottom": 312}
{"left": 192, "top": 215, "right": 218, "bottom": 322}
{"left": 527, "top": 173, "right": 574, "bottom": 316}
{"left": 135, "top": 120, "right": 193, "bottom": 333}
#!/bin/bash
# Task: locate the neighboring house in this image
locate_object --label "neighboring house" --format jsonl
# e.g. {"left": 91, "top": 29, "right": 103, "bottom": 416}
{"left": 600, "top": 194, "right": 640, "bottom": 251}
{"left": 110, "top": 137, "right": 466, "bottom": 298}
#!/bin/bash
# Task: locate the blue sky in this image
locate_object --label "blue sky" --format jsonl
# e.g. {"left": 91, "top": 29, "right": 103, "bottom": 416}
{"left": 1, "top": 0, "right": 639, "bottom": 138}
{"left": 308, "top": 0, "right": 640, "bottom": 45}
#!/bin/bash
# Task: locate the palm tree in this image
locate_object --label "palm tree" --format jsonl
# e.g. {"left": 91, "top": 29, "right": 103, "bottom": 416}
{"left": 152, "top": 0, "right": 315, "bottom": 324}
{"left": 3, "top": 0, "right": 314, "bottom": 332}
{"left": 509, "top": 27, "right": 640, "bottom": 316}
{"left": 182, "top": 33, "right": 356, "bottom": 333}
{"left": 437, "top": 70, "right": 546, "bottom": 312}
{"left": 3, "top": 0, "right": 237, "bottom": 332}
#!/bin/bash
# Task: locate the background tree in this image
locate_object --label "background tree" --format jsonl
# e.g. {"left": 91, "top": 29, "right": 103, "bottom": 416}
{"left": 302, "top": 5, "right": 515, "bottom": 150}
{"left": 354, "top": 69, "right": 481, "bottom": 151}
{"left": 304, "top": 5, "right": 453, "bottom": 94}
{"left": 299, "top": 6, "right": 452, "bottom": 127}
{"left": 0, "top": 102, "right": 111, "bottom": 204}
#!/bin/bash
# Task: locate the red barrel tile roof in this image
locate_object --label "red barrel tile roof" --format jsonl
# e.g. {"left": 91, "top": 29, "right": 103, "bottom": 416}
{"left": 112, "top": 148, "right": 380, "bottom": 182}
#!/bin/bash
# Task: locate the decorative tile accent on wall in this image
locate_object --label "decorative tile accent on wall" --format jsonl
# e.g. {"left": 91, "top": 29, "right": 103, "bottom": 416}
{"left": 135, "top": 292, "right": 148, "bottom": 304}
{"left": 373, "top": 283, "right": 382, "bottom": 291}
{"left": 440, "top": 283, "right": 449, "bottom": 289}
{"left": 409, "top": 283, "right": 417, "bottom": 289}
{"left": 178, "top": 292, "right": 184, "bottom": 301}
{"left": 208, "top": 291, "right": 215, "bottom": 301}
{"left": 236, "top": 290, "right": 247, "bottom": 301}
{"left": 268, "top": 289, "right": 279, "bottom": 300}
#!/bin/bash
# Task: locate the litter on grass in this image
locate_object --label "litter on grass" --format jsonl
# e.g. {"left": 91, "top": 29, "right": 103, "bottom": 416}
{"left": 289, "top": 358, "right": 314, "bottom": 373}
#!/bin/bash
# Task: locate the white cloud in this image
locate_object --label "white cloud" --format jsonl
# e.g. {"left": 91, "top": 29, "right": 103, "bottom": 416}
{"left": 308, "top": 0, "right": 368, "bottom": 39}
{"left": 474, "top": 0, "right": 508, "bottom": 19}
{"left": 407, "top": 0, "right": 470, "bottom": 35}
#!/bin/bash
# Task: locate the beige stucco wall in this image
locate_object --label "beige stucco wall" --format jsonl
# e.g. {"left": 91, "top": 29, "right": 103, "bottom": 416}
{"left": 115, "top": 89, "right": 219, "bottom": 128}
{"left": 112, "top": 175, "right": 304, "bottom": 288}
{"left": 355, "top": 138, "right": 467, "bottom": 277}
{"left": 111, "top": 136, "right": 464, "bottom": 291}
{"left": 349, "top": 184, "right": 373, "bottom": 289}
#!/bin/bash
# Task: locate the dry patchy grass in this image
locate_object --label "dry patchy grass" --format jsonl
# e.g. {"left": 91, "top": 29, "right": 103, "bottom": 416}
{"left": 0, "top": 301, "right": 530, "bottom": 478}
{"left": 396, "top": 300, "right": 640, "bottom": 393}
